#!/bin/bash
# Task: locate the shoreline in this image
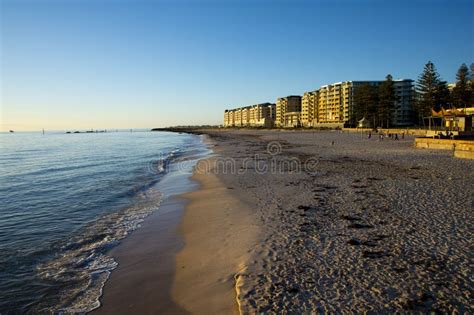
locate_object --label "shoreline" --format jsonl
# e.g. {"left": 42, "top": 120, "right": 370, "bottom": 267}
{"left": 96, "top": 129, "right": 473, "bottom": 313}
{"left": 94, "top": 133, "right": 212, "bottom": 314}
{"left": 95, "top": 133, "right": 260, "bottom": 314}
{"left": 94, "top": 197, "right": 188, "bottom": 314}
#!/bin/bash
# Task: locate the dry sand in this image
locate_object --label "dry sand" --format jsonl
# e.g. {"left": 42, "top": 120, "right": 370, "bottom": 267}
{"left": 170, "top": 156, "right": 259, "bottom": 314}
{"left": 196, "top": 129, "right": 473, "bottom": 313}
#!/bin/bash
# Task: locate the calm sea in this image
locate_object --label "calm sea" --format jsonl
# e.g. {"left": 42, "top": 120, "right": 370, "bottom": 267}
{"left": 0, "top": 130, "right": 208, "bottom": 313}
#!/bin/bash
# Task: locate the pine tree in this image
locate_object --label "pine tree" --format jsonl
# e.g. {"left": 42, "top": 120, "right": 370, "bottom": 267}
{"left": 452, "top": 63, "right": 471, "bottom": 109}
{"left": 378, "top": 74, "right": 398, "bottom": 128}
{"left": 435, "top": 80, "right": 451, "bottom": 109}
{"left": 470, "top": 63, "right": 474, "bottom": 85}
{"left": 353, "top": 83, "right": 379, "bottom": 127}
{"left": 415, "top": 61, "right": 445, "bottom": 122}
{"left": 470, "top": 63, "right": 474, "bottom": 104}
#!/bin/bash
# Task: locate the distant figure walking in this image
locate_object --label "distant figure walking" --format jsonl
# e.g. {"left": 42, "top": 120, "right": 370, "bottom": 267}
{"left": 402, "top": 132, "right": 405, "bottom": 140}
{"left": 368, "top": 131, "right": 372, "bottom": 139}
{"left": 395, "top": 133, "right": 399, "bottom": 140}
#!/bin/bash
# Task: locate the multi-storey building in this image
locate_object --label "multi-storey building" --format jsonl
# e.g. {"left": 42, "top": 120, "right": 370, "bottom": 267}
{"left": 225, "top": 79, "right": 415, "bottom": 128}
{"left": 316, "top": 81, "right": 371, "bottom": 126}
{"left": 241, "top": 107, "right": 251, "bottom": 127}
{"left": 276, "top": 95, "right": 302, "bottom": 127}
{"left": 224, "top": 109, "right": 234, "bottom": 127}
{"left": 223, "top": 103, "right": 275, "bottom": 127}
{"left": 315, "top": 80, "right": 415, "bottom": 127}
{"left": 392, "top": 79, "right": 415, "bottom": 127}
{"left": 301, "top": 91, "right": 318, "bottom": 127}
{"left": 284, "top": 112, "right": 301, "bottom": 128}
{"left": 234, "top": 108, "right": 243, "bottom": 127}
{"left": 249, "top": 103, "right": 276, "bottom": 127}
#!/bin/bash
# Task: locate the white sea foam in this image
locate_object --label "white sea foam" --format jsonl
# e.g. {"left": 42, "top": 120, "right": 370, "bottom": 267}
{"left": 35, "top": 188, "right": 163, "bottom": 313}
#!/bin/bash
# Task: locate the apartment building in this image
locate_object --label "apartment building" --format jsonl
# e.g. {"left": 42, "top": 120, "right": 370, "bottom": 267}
{"left": 392, "top": 79, "right": 415, "bottom": 127}
{"left": 241, "top": 107, "right": 251, "bottom": 127}
{"left": 276, "top": 96, "right": 302, "bottom": 127}
{"left": 284, "top": 112, "right": 301, "bottom": 128}
{"left": 315, "top": 80, "right": 415, "bottom": 127}
{"left": 224, "top": 110, "right": 234, "bottom": 127}
{"left": 301, "top": 91, "right": 318, "bottom": 127}
{"left": 223, "top": 103, "right": 275, "bottom": 127}
{"left": 316, "top": 81, "right": 375, "bottom": 127}
{"left": 234, "top": 108, "right": 243, "bottom": 127}
{"left": 249, "top": 103, "right": 276, "bottom": 127}
{"left": 224, "top": 79, "right": 415, "bottom": 128}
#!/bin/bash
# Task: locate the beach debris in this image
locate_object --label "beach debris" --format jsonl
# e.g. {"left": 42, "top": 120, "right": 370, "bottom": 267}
{"left": 362, "top": 250, "right": 388, "bottom": 259}
{"left": 404, "top": 292, "right": 436, "bottom": 310}
{"left": 372, "top": 234, "right": 388, "bottom": 241}
{"left": 347, "top": 238, "right": 362, "bottom": 246}
{"left": 361, "top": 240, "right": 377, "bottom": 247}
{"left": 341, "top": 215, "right": 362, "bottom": 221}
{"left": 348, "top": 223, "right": 374, "bottom": 229}
{"left": 287, "top": 286, "right": 299, "bottom": 294}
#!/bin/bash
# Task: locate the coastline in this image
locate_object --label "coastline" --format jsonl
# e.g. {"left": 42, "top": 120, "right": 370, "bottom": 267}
{"left": 96, "top": 129, "right": 473, "bottom": 313}
{"left": 94, "top": 132, "right": 213, "bottom": 314}
{"left": 95, "top": 133, "right": 260, "bottom": 314}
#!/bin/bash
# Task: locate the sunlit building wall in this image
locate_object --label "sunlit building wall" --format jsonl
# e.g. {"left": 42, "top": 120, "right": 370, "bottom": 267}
{"left": 276, "top": 96, "right": 302, "bottom": 127}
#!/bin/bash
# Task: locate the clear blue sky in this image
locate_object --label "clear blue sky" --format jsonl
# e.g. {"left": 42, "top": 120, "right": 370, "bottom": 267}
{"left": 1, "top": 0, "right": 473, "bottom": 130}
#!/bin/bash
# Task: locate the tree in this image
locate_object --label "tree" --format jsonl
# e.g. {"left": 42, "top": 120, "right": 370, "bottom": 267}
{"left": 435, "top": 80, "right": 451, "bottom": 109}
{"left": 378, "top": 74, "right": 398, "bottom": 128}
{"left": 415, "top": 61, "right": 446, "bottom": 123}
{"left": 471, "top": 63, "right": 474, "bottom": 104}
{"left": 470, "top": 63, "right": 474, "bottom": 85}
{"left": 452, "top": 63, "right": 472, "bottom": 109}
{"left": 353, "top": 83, "right": 379, "bottom": 127}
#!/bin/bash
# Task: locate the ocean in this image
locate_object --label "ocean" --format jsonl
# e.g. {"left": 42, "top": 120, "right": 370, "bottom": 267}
{"left": 0, "top": 130, "right": 208, "bottom": 313}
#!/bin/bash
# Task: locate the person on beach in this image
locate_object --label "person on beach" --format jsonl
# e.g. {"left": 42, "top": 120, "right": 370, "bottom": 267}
{"left": 395, "top": 133, "right": 399, "bottom": 140}
{"left": 368, "top": 131, "right": 372, "bottom": 139}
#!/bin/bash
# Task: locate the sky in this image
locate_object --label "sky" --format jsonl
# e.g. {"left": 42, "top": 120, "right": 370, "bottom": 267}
{"left": 1, "top": 0, "right": 473, "bottom": 131}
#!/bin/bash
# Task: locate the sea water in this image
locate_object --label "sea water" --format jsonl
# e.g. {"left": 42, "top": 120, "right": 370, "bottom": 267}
{"left": 0, "top": 130, "right": 208, "bottom": 313}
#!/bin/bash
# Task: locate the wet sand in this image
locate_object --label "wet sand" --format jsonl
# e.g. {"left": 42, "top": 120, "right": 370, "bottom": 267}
{"left": 95, "top": 197, "right": 188, "bottom": 314}
{"left": 96, "top": 153, "right": 259, "bottom": 314}
{"left": 97, "top": 129, "right": 473, "bottom": 313}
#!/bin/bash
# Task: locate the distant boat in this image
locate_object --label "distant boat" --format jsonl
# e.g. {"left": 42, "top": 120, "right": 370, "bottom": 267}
{"left": 9, "top": 130, "right": 14, "bottom": 133}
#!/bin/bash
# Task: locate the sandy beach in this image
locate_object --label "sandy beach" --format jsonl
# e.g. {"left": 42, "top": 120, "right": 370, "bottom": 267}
{"left": 98, "top": 129, "right": 473, "bottom": 313}
{"left": 170, "top": 155, "right": 259, "bottom": 314}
